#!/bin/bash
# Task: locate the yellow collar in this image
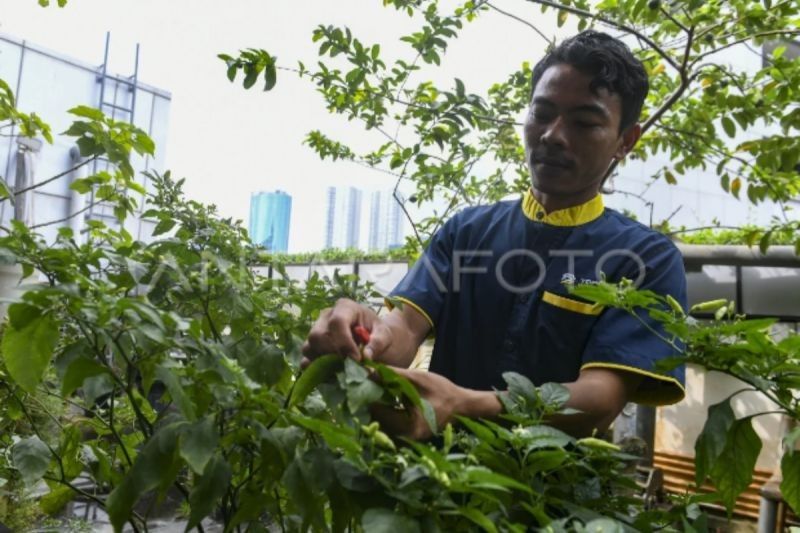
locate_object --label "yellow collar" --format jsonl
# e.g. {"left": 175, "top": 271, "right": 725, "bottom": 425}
{"left": 521, "top": 189, "right": 604, "bottom": 226}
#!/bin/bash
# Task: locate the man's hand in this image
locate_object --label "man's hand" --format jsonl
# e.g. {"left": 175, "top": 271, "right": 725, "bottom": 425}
{"left": 370, "top": 367, "right": 641, "bottom": 441}
{"left": 302, "top": 298, "right": 390, "bottom": 364}
{"left": 302, "top": 298, "right": 431, "bottom": 368}
{"left": 372, "top": 368, "right": 502, "bottom": 440}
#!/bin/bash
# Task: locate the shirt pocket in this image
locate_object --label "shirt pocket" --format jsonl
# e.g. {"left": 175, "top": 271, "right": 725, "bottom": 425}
{"left": 530, "top": 290, "right": 602, "bottom": 382}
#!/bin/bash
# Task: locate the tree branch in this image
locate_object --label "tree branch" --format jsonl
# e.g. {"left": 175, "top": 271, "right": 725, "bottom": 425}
{"left": 29, "top": 197, "right": 101, "bottom": 230}
{"left": 667, "top": 225, "right": 743, "bottom": 236}
{"left": 659, "top": 5, "right": 689, "bottom": 34}
{"left": 524, "top": 0, "right": 681, "bottom": 71}
{"left": 486, "top": 2, "right": 553, "bottom": 45}
{"left": 2, "top": 155, "right": 98, "bottom": 202}
{"left": 690, "top": 29, "right": 800, "bottom": 68}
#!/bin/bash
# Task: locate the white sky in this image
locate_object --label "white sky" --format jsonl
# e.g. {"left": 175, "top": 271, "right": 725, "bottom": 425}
{"left": 1, "top": 0, "right": 576, "bottom": 251}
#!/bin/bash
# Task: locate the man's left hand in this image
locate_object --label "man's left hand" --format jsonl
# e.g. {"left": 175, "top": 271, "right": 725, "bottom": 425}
{"left": 371, "top": 368, "right": 462, "bottom": 440}
{"left": 371, "top": 368, "right": 502, "bottom": 440}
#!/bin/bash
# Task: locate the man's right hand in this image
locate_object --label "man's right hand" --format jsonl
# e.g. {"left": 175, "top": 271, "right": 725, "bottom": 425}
{"left": 301, "top": 298, "right": 394, "bottom": 365}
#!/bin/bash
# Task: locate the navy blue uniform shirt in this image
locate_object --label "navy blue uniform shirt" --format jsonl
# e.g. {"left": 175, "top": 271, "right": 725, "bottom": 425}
{"left": 390, "top": 190, "right": 687, "bottom": 406}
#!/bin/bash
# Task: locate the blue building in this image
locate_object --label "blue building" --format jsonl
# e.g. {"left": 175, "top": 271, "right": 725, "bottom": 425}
{"left": 249, "top": 190, "right": 292, "bottom": 252}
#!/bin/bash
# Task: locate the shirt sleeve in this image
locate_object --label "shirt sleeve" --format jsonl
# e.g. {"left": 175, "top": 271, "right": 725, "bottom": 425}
{"left": 387, "top": 215, "right": 458, "bottom": 333}
{"left": 580, "top": 242, "right": 687, "bottom": 406}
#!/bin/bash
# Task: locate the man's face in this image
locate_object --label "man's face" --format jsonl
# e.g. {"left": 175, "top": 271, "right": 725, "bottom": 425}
{"left": 524, "top": 63, "right": 631, "bottom": 201}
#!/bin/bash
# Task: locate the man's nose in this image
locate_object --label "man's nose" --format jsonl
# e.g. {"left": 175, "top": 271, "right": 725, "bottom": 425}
{"left": 540, "top": 116, "right": 567, "bottom": 148}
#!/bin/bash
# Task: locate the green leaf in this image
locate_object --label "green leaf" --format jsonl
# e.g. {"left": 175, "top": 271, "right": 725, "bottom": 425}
{"left": 226, "top": 64, "right": 238, "bottom": 82}
{"left": 583, "top": 518, "right": 626, "bottom": 532}
{"left": 282, "top": 457, "right": 326, "bottom": 530}
{"left": 367, "top": 362, "right": 437, "bottom": 433}
{"left": 347, "top": 378, "right": 383, "bottom": 413}
{"left": 0, "top": 176, "right": 13, "bottom": 201}
{"left": 264, "top": 63, "right": 277, "bottom": 91}
{"left": 455, "top": 416, "right": 497, "bottom": 444}
{"left": 709, "top": 417, "right": 761, "bottom": 513}
{"left": 125, "top": 258, "right": 148, "bottom": 284}
{"left": 61, "top": 356, "right": 109, "bottom": 397}
{"left": 292, "top": 413, "right": 362, "bottom": 456}
{"left": 179, "top": 416, "right": 218, "bottom": 474}
{"left": 39, "top": 484, "right": 74, "bottom": 515}
{"left": 782, "top": 452, "right": 800, "bottom": 514}
{"left": 539, "top": 382, "right": 570, "bottom": 408}
{"left": 459, "top": 507, "right": 498, "bottom": 533}
{"left": 11, "top": 436, "right": 51, "bottom": 485}
{"left": 465, "top": 466, "right": 534, "bottom": 494}
{"left": 694, "top": 399, "right": 735, "bottom": 485}
{"left": 2, "top": 305, "right": 60, "bottom": 393}
{"left": 243, "top": 65, "right": 258, "bottom": 89}
{"left": 155, "top": 365, "right": 197, "bottom": 420}
{"left": 238, "top": 342, "right": 287, "bottom": 386}
{"left": 361, "top": 508, "right": 421, "bottom": 533}
{"left": 68, "top": 105, "right": 105, "bottom": 121}
{"left": 290, "top": 354, "right": 343, "bottom": 407}
{"left": 520, "top": 425, "right": 574, "bottom": 450}
{"left": 503, "top": 371, "right": 538, "bottom": 404}
{"left": 152, "top": 217, "right": 176, "bottom": 236}
{"left": 187, "top": 455, "right": 231, "bottom": 530}
{"left": 720, "top": 116, "right": 736, "bottom": 138}
{"left": 106, "top": 423, "right": 182, "bottom": 532}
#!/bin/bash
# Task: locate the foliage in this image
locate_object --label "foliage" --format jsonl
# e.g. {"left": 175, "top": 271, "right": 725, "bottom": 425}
{"left": 3, "top": 1, "right": 800, "bottom": 531}
{"left": 673, "top": 225, "right": 793, "bottom": 245}
{"left": 670, "top": 222, "right": 800, "bottom": 254}
{"left": 572, "top": 281, "right": 800, "bottom": 516}
{"left": 219, "top": 49, "right": 278, "bottom": 91}
{"left": 265, "top": 247, "right": 410, "bottom": 265}
{"left": 0, "top": 96, "right": 153, "bottom": 226}
{"left": 0, "top": 167, "right": 679, "bottom": 531}
{"left": 223, "top": 0, "right": 800, "bottom": 255}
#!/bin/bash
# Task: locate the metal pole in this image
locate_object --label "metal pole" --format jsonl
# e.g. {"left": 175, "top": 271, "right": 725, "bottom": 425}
{"left": 678, "top": 243, "right": 800, "bottom": 269}
{"left": 130, "top": 43, "right": 140, "bottom": 120}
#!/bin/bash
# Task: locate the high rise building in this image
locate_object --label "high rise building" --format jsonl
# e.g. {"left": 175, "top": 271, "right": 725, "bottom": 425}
{"left": 368, "top": 190, "right": 405, "bottom": 251}
{"left": 325, "top": 186, "right": 362, "bottom": 249}
{"left": 249, "top": 190, "right": 292, "bottom": 252}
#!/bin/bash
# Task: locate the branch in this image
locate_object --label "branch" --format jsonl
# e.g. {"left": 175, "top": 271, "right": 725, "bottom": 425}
{"left": 602, "top": 26, "right": 696, "bottom": 184}
{"left": 279, "top": 65, "right": 522, "bottom": 127}
{"left": 687, "top": 0, "right": 795, "bottom": 42}
{"left": 524, "top": 0, "right": 681, "bottom": 71}
{"left": 642, "top": 26, "right": 695, "bottom": 134}
{"left": 666, "top": 225, "right": 752, "bottom": 236}
{"left": 392, "top": 153, "right": 424, "bottom": 248}
{"left": 486, "top": 2, "right": 553, "bottom": 45}
{"left": 605, "top": 186, "right": 655, "bottom": 227}
{"left": 690, "top": 29, "right": 800, "bottom": 68}
{"left": 29, "top": 197, "right": 99, "bottom": 230}
{"left": 2, "top": 156, "right": 98, "bottom": 202}
{"left": 659, "top": 5, "right": 689, "bottom": 34}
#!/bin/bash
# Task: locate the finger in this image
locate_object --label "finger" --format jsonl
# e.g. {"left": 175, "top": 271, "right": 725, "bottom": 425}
{"left": 328, "top": 311, "right": 362, "bottom": 361}
{"left": 363, "top": 322, "right": 392, "bottom": 361}
{"left": 300, "top": 356, "right": 311, "bottom": 370}
{"left": 370, "top": 404, "right": 416, "bottom": 437}
{"left": 303, "top": 308, "right": 334, "bottom": 357}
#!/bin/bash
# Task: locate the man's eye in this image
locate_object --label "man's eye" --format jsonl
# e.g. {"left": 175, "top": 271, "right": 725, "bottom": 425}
{"left": 531, "top": 111, "right": 553, "bottom": 122}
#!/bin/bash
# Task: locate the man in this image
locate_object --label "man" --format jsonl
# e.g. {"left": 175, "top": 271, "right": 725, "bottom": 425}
{"left": 302, "top": 30, "right": 687, "bottom": 439}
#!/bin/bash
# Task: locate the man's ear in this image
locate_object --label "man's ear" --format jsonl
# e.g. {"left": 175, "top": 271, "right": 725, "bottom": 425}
{"left": 614, "top": 123, "right": 642, "bottom": 160}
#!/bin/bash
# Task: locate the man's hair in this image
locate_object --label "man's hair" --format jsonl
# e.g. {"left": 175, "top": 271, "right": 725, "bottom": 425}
{"left": 530, "top": 30, "right": 649, "bottom": 133}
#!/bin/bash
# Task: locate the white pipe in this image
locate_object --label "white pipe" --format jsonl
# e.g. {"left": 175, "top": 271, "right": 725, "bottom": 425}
{"left": 68, "top": 146, "right": 86, "bottom": 243}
